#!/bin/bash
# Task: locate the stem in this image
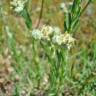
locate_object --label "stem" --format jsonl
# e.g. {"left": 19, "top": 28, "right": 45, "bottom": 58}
{"left": 80, "top": 0, "right": 92, "bottom": 17}
{"left": 36, "top": 0, "right": 45, "bottom": 28}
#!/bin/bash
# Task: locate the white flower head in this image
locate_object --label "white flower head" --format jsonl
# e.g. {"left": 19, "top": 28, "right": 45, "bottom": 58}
{"left": 68, "top": 2, "right": 73, "bottom": 6}
{"left": 52, "top": 32, "right": 75, "bottom": 49}
{"left": 67, "top": 43, "right": 72, "bottom": 50}
{"left": 41, "top": 25, "right": 54, "bottom": 40}
{"left": 53, "top": 26, "right": 61, "bottom": 35}
{"left": 62, "top": 33, "right": 75, "bottom": 49}
{"left": 52, "top": 35, "right": 63, "bottom": 45}
{"left": 10, "top": 0, "right": 27, "bottom": 13}
{"left": 60, "top": 2, "right": 68, "bottom": 13}
{"left": 32, "top": 29, "right": 43, "bottom": 40}
{"left": 63, "top": 33, "right": 75, "bottom": 43}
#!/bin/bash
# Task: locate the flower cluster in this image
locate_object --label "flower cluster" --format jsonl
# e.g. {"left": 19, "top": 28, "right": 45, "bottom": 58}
{"left": 41, "top": 25, "right": 54, "bottom": 40}
{"left": 31, "top": 29, "right": 43, "bottom": 40}
{"left": 10, "top": 0, "right": 27, "bottom": 13}
{"left": 32, "top": 25, "right": 54, "bottom": 41}
{"left": 31, "top": 25, "right": 75, "bottom": 49}
{"left": 52, "top": 33, "right": 75, "bottom": 49}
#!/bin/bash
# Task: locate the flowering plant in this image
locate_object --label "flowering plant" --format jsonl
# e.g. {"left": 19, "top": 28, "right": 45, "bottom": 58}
{"left": 8, "top": 0, "right": 92, "bottom": 95}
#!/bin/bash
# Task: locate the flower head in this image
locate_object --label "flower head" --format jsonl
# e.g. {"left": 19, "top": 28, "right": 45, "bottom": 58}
{"left": 60, "top": 2, "right": 73, "bottom": 13}
{"left": 52, "top": 35, "right": 63, "bottom": 45}
{"left": 60, "top": 2, "right": 68, "bottom": 13}
{"left": 63, "top": 33, "right": 75, "bottom": 44}
{"left": 10, "top": 0, "right": 27, "bottom": 13}
{"left": 62, "top": 33, "right": 75, "bottom": 49}
{"left": 52, "top": 32, "right": 75, "bottom": 49}
{"left": 31, "top": 26, "right": 75, "bottom": 50}
{"left": 32, "top": 29, "right": 43, "bottom": 40}
{"left": 53, "top": 26, "right": 61, "bottom": 35}
{"left": 41, "top": 25, "right": 54, "bottom": 40}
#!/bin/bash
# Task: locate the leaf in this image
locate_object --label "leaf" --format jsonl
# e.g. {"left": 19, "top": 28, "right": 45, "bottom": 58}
{"left": 64, "top": 12, "right": 72, "bottom": 32}
{"left": 20, "top": 7, "right": 32, "bottom": 29}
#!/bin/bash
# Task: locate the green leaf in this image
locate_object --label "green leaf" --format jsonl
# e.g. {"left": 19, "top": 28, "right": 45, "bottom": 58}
{"left": 20, "top": 7, "right": 32, "bottom": 29}
{"left": 64, "top": 12, "right": 72, "bottom": 32}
